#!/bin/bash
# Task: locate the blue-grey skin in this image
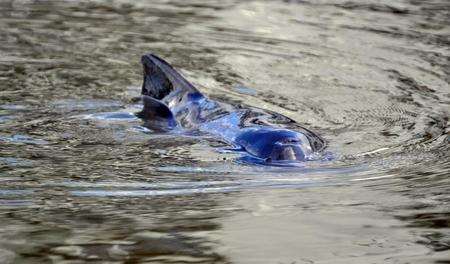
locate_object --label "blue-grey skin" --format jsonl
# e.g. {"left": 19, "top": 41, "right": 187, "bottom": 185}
{"left": 137, "top": 54, "right": 325, "bottom": 165}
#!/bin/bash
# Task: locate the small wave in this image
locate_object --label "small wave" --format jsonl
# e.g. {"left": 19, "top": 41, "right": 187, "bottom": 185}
{"left": 0, "top": 134, "right": 49, "bottom": 145}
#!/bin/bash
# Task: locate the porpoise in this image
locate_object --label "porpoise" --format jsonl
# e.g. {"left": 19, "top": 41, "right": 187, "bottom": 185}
{"left": 136, "top": 53, "right": 326, "bottom": 166}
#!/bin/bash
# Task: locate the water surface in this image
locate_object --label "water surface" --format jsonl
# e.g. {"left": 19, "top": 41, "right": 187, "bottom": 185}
{"left": 0, "top": 0, "right": 449, "bottom": 263}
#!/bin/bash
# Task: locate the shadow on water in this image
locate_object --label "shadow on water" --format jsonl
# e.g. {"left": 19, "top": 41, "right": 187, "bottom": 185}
{"left": 0, "top": 0, "right": 449, "bottom": 263}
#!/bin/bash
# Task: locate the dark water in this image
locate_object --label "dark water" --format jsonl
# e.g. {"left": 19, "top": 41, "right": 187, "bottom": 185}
{"left": 0, "top": 0, "right": 449, "bottom": 263}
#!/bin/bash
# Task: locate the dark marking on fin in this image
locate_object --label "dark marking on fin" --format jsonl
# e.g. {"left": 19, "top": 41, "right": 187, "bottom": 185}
{"left": 141, "top": 53, "right": 199, "bottom": 100}
{"left": 136, "top": 95, "right": 177, "bottom": 130}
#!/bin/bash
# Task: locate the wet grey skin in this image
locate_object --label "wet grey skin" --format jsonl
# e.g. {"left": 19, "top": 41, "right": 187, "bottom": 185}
{"left": 137, "top": 54, "right": 326, "bottom": 166}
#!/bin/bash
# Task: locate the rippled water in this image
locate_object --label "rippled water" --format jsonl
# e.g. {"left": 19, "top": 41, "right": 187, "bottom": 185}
{"left": 0, "top": 0, "right": 449, "bottom": 263}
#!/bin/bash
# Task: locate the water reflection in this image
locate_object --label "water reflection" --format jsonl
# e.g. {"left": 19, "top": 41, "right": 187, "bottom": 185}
{"left": 0, "top": 0, "right": 448, "bottom": 263}
{"left": 1, "top": 193, "right": 229, "bottom": 263}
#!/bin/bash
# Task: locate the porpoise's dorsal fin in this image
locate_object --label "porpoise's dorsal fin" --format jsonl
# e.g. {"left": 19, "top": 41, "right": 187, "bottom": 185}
{"left": 141, "top": 53, "right": 199, "bottom": 100}
{"left": 136, "top": 95, "right": 178, "bottom": 130}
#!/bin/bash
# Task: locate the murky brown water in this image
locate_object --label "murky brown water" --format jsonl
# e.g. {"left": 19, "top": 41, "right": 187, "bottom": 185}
{"left": 0, "top": 0, "right": 449, "bottom": 263}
